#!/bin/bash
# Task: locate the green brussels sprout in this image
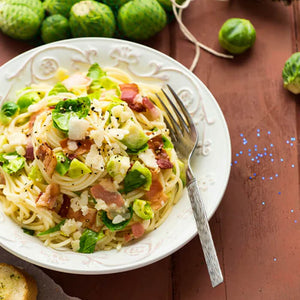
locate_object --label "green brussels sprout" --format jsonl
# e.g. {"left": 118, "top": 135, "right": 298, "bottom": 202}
{"left": 0, "top": 101, "right": 19, "bottom": 125}
{"left": 0, "top": 152, "right": 25, "bottom": 174}
{"left": 121, "top": 120, "right": 149, "bottom": 152}
{"left": 69, "top": 1, "right": 116, "bottom": 38}
{"left": 28, "top": 165, "right": 45, "bottom": 183}
{"left": 156, "top": 0, "right": 185, "bottom": 11}
{"left": 68, "top": 158, "right": 91, "bottom": 178}
{"left": 107, "top": 155, "right": 130, "bottom": 183}
{"left": 0, "top": 0, "right": 44, "bottom": 40}
{"left": 1, "top": 0, "right": 44, "bottom": 21}
{"left": 133, "top": 199, "right": 154, "bottom": 220}
{"left": 55, "top": 152, "right": 71, "bottom": 176}
{"left": 41, "top": 14, "right": 71, "bottom": 44}
{"left": 282, "top": 52, "right": 300, "bottom": 94}
{"left": 117, "top": 0, "right": 167, "bottom": 40}
{"left": 218, "top": 18, "right": 256, "bottom": 54}
{"left": 16, "top": 91, "right": 40, "bottom": 113}
{"left": 43, "top": 0, "right": 81, "bottom": 17}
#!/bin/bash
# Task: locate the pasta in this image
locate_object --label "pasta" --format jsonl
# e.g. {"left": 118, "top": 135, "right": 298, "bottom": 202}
{"left": 0, "top": 63, "right": 185, "bottom": 253}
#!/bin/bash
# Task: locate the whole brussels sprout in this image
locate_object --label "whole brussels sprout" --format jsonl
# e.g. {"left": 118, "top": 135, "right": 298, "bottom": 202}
{"left": 0, "top": 0, "right": 43, "bottom": 40}
{"left": 41, "top": 14, "right": 71, "bottom": 44}
{"left": 0, "top": 0, "right": 44, "bottom": 20}
{"left": 157, "top": 0, "right": 185, "bottom": 11}
{"left": 43, "top": 0, "right": 81, "bottom": 18}
{"left": 282, "top": 52, "right": 300, "bottom": 94}
{"left": 218, "top": 18, "right": 256, "bottom": 54}
{"left": 117, "top": 0, "right": 167, "bottom": 40}
{"left": 69, "top": 1, "right": 116, "bottom": 38}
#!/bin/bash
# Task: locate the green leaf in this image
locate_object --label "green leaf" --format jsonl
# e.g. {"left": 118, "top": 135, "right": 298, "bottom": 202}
{"left": 126, "top": 143, "right": 148, "bottom": 155}
{"left": 101, "top": 207, "right": 133, "bottom": 232}
{"left": 37, "top": 219, "right": 66, "bottom": 236}
{"left": 55, "top": 152, "right": 71, "bottom": 176}
{"left": 0, "top": 152, "right": 25, "bottom": 174}
{"left": 48, "top": 82, "right": 69, "bottom": 96}
{"left": 28, "top": 165, "right": 45, "bottom": 183}
{"left": 78, "top": 229, "right": 105, "bottom": 253}
{"left": 87, "top": 63, "right": 106, "bottom": 80}
{"left": 22, "top": 228, "right": 35, "bottom": 235}
{"left": 52, "top": 97, "right": 91, "bottom": 132}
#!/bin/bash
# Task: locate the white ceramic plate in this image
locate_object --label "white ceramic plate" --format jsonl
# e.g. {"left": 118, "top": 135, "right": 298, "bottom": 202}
{"left": 0, "top": 38, "right": 231, "bottom": 274}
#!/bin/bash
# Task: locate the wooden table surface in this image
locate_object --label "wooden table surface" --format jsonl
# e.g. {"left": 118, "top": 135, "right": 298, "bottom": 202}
{"left": 1, "top": 0, "right": 300, "bottom": 299}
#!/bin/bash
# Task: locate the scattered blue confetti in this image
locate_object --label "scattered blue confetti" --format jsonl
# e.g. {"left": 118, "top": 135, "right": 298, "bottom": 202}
{"left": 275, "top": 174, "right": 278, "bottom": 177}
{"left": 287, "top": 140, "right": 290, "bottom": 144}
{"left": 294, "top": 220, "right": 298, "bottom": 223}
{"left": 251, "top": 158, "right": 255, "bottom": 161}
{"left": 257, "top": 133, "right": 260, "bottom": 137}
{"left": 248, "top": 149, "right": 251, "bottom": 152}
{"left": 291, "top": 143, "right": 294, "bottom": 146}
{"left": 264, "top": 147, "right": 267, "bottom": 151}
{"left": 271, "top": 158, "right": 274, "bottom": 162}
{"left": 264, "top": 152, "right": 267, "bottom": 156}
{"left": 268, "top": 131, "right": 271, "bottom": 135}
{"left": 257, "top": 160, "right": 260, "bottom": 163}
{"left": 291, "top": 209, "right": 294, "bottom": 213}
{"left": 273, "top": 258, "right": 277, "bottom": 262}
{"left": 240, "top": 151, "right": 243, "bottom": 154}
{"left": 257, "top": 129, "right": 260, "bottom": 132}
{"left": 270, "top": 144, "right": 274, "bottom": 147}
{"left": 248, "top": 153, "right": 251, "bottom": 156}
{"left": 269, "top": 153, "right": 273, "bottom": 157}
{"left": 236, "top": 154, "right": 239, "bottom": 157}
{"left": 240, "top": 133, "right": 244, "bottom": 137}
{"left": 292, "top": 164, "right": 295, "bottom": 168}
{"left": 281, "top": 158, "right": 284, "bottom": 162}
{"left": 291, "top": 137, "right": 296, "bottom": 141}
{"left": 253, "top": 173, "right": 257, "bottom": 176}
{"left": 254, "top": 145, "right": 258, "bottom": 148}
{"left": 249, "top": 176, "right": 252, "bottom": 179}
{"left": 262, "top": 176, "right": 265, "bottom": 180}
{"left": 270, "top": 177, "right": 273, "bottom": 180}
{"left": 234, "top": 161, "right": 237, "bottom": 164}
{"left": 262, "top": 201, "right": 265, "bottom": 205}
{"left": 278, "top": 192, "right": 281, "bottom": 195}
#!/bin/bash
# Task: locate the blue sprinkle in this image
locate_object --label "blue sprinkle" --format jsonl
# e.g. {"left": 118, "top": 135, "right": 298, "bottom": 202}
{"left": 270, "top": 144, "right": 274, "bottom": 147}
{"left": 249, "top": 176, "right": 252, "bottom": 179}
{"left": 240, "top": 151, "right": 243, "bottom": 154}
{"left": 268, "top": 131, "right": 271, "bottom": 135}
{"left": 270, "top": 177, "right": 273, "bottom": 180}
{"left": 231, "top": 163, "right": 233, "bottom": 166}
{"left": 234, "top": 161, "right": 237, "bottom": 164}
{"left": 271, "top": 158, "right": 274, "bottom": 162}
{"left": 264, "top": 152, "right": 267, "bottom": 156}
{"left": 254, "top": 145, "right": 258, "bottom": 148}
{"left": 287, "top": 140, "right": 290, "bottom": 144}
{"left": 262, "top": 176, "right": 265, "bottom": 180}
{"left": 262, "top": 201, "right": 265, "bottom": 205}
{"left": 273, "top": 258, "right": 277, "bottom": 262}
{"left": 257, "top": 133, "right": 260, "bottom": 137}
{"left": 251, "top": 158, "right": 255, "bottom": 161}
{"left": 294, "top": 220, "right": 298, "bottom": 223}
{"left": 275, "top": 174, "right": 278, "bottom": 177}
{"left": 255, "top": 156, "right": 258, "bottom": 160}
{"left": 291, "top": 209, "right": 294, "bottom": 213}
{"left": 278, "top": 192, "right": 281, "bottom": 195}
{"left": 248, "top": 149, "right": 251, "bottom": 152}
{"left": 257, "top": 129, "right": 260, "bottom": 132}
{"left": 236, "top": 153, "right": 239, "bottom": 157}
{"left": 292, "top": 164, "right": 295, "bottom": 168}
{"left": 269, "top": 153, "right": 273, "bottom": 157}
{"left": 253, "top": 173, "right": 257, "bottom": 176}
{"left": 248, "top": 153, "right": 251, "bottom": 156}
{"left": 264, "top": 148, "right": 267, "bottom": 151}
{"left": 291, "top": 143, "right": 294, "bottom": 146}
{"left": 257, "top": 160, "right": 260, "bottom": 163}
{"left": 280, "top": 158, "right": 284, "bottom": 162}
{"left": 291, "top": 137, "right": 296, "bottom": 141}
{"left": 254, "top": 148, "right": 257, "bottom": 151}
{"left": 240, "top": 133, "right": 244, "bottom": 137}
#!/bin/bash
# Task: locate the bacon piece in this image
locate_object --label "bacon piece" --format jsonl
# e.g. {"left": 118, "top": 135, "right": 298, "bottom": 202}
{"left": 36, "top": 183, "right": 60, "bottom": 209}
{"left": 142, "top": 97, "right": 161, "bottom": 120}
{"left": 131, "top": 222, "right": 145, "bottom": 239}
{"left": 60, "top": 138, "right": 92, "bottom": 159}
{"left": 145, "top": 171, "right": 168, "bottom": 210}
{"left": 36, "top": 143, "right": 57, "bottom": 177}
{"left": 124, "top": 233, "right": 133, "bottom": 243}
{"left": 119, "top": 83, "right": 146, "bottom": 112}
{"left": 67, "top": 207, "right": 100, "bottom": 232}
{"left": 59, "top": 194, "right": 71, "bottom": 218}
{"left": 62, "top": 73, "right": 92, "bottom": 90}
{"left": 90, "top": 179, "right": 124, "bottom": 207}
{"left": 0, "top": 172, "right": 5, "bottom": 185}
{"left": 25, "top": 139, "right": 34, "bottom": 161}
{"left": 148, "top": 135, "right": 173, "bottom": 169}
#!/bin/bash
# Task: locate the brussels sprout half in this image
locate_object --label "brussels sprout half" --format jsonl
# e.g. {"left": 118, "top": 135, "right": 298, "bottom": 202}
{"left": 282, "top": 52, "right": 300, "bottom": 94}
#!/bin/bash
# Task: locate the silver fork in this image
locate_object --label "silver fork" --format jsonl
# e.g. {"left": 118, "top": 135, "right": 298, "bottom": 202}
{"left": 156, "top": 85, "right": 223, "bottom": 288}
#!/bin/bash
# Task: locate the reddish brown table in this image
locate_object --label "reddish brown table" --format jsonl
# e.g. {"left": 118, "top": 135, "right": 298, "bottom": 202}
{"left": 1, "top": 1, "right": 300, "bottom": 299}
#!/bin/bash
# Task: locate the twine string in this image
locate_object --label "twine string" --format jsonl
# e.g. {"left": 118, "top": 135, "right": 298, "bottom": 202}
{"left": 170, "top": 0, "right": 234, "bottom": 71}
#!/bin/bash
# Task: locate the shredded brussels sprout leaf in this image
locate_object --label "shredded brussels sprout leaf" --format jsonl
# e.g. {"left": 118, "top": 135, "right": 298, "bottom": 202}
{"left": 78, "top": 228, "right": 105, "bottom": 253}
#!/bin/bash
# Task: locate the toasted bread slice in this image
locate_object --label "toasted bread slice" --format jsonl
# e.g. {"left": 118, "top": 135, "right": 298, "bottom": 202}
{"left": 0, "top": 263, "right": 37, "bottom": 300}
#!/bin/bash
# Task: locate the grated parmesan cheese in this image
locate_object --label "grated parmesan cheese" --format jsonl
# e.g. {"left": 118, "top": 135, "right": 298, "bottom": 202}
{"left": 68, "top": 117, "right": 89, "bottom": 140}
{"left": 138, "top": 149, "right": 158, "bottom": 169}
{"left": 85, "top": 144, "right": 105, "bottom": 171}
{"left": 61, "top": 219, "right": 82, "bottom": 236}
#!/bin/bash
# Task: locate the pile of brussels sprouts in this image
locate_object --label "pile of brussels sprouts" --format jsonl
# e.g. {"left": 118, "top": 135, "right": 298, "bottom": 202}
{"left": 0, "top": 0, "right": 185, "bottom": 43}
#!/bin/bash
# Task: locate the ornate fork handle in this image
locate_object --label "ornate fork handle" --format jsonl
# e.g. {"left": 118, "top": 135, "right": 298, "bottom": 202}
{"left": 186, "top": 167, "right": 223, "bottom": 288}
